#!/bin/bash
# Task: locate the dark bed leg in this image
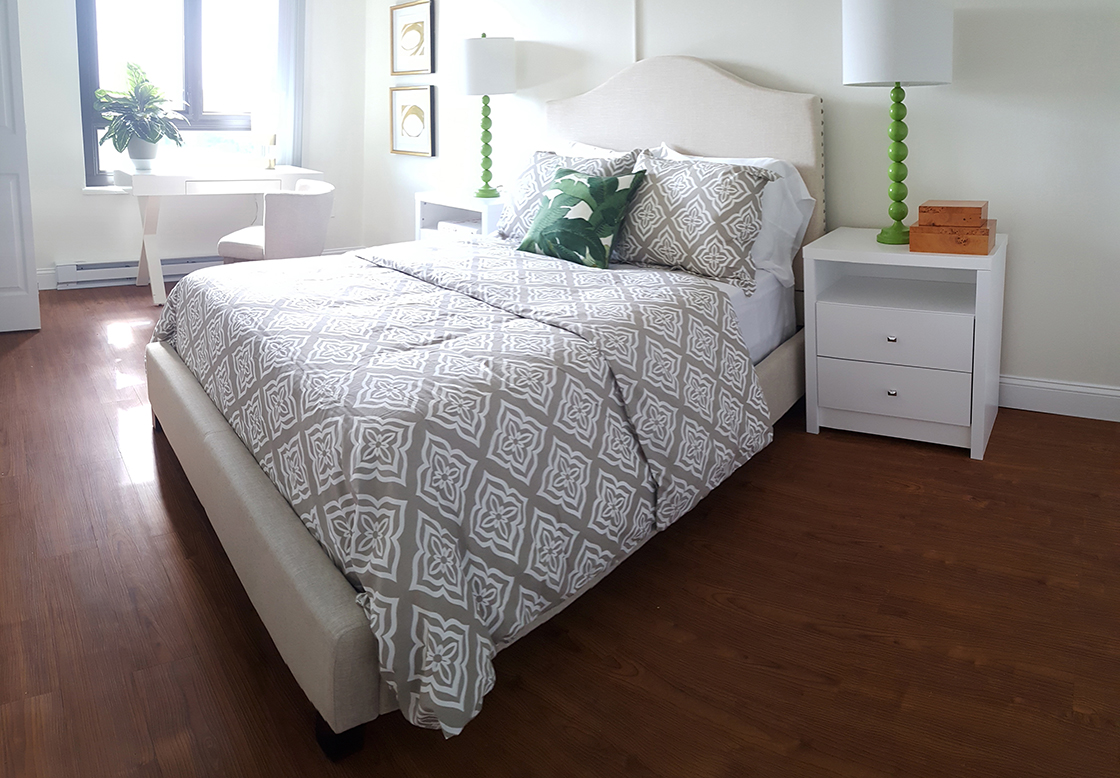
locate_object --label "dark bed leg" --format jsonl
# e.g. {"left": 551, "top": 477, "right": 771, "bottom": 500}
{"left": 151, "top": 409, "right": 163, "bottom": 433}
{"left": 314, "top": 711, "right": 365, "bottom": 761}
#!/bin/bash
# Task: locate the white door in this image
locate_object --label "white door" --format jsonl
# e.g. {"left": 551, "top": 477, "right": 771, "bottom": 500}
{"left": 0, "top": 0, "right": 38, "bottom": 332}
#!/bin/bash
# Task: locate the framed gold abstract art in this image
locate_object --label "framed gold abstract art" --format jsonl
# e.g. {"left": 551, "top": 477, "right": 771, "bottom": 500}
{"left": 390, "top": 85, "right": 434, "bottom": 156}
{"left": 390, "top": 1, "right": 433, "bottom": 76}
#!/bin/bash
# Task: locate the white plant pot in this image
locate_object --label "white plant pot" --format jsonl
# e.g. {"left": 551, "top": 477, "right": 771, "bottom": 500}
{"left": 127, "top": 138, "right": 158, "bottom": 171}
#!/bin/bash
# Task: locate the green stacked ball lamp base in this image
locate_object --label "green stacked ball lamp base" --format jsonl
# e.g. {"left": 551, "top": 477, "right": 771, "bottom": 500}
{"left": 877, "top": 83, "right": 911, "bottom": 245}
{"left": 876, "top": 223, "right": 909, "bottom": 245}
{"left": 475, "top": 95, "right": 501, "bottom": 199}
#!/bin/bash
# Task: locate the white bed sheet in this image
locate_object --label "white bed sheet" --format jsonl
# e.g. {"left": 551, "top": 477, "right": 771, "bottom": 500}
{"left": 715, "top": 269, "right": 796, "bottom": 364}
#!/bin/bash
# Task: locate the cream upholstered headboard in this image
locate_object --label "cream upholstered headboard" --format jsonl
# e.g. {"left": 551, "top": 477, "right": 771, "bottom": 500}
{"left": 546, "top": 56, "right": 825, "bottom": 289}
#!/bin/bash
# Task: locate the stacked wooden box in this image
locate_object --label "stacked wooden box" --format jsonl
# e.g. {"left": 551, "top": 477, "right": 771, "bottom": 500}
{"left": 910, "top": 200, "right": 996, "bottom": 255}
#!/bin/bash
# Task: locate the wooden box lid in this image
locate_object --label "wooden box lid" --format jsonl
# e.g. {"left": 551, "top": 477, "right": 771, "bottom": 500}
{"left": 918, "top": 200, "right": 989, "bottom": 227}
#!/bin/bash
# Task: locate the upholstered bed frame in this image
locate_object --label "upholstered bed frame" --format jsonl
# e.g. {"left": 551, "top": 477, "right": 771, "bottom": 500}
{"left": 145, "top": 56, "right": 825, "bottom": 747}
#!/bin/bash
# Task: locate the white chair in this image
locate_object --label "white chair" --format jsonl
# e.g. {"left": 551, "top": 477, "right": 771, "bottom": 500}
{"left": 218, "top": 179, "right": 335, "bottom": 262}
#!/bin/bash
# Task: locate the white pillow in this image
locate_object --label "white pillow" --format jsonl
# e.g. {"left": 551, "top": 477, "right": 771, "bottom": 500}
{"left": 655, "top": 143, "right": 815, "bottom": 287}
{"left": 564, "top": 141, "right": 642, "bottom": 161}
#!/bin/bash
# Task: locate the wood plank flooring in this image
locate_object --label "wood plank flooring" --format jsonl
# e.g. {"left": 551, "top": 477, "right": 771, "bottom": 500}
{"left": 1, "top": 284, "right": 1118, "bottom": 777}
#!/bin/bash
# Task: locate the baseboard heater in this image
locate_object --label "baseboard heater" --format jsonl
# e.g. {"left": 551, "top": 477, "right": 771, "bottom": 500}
{"left": 55, "top": 256, "right": 223, "bottom": 290}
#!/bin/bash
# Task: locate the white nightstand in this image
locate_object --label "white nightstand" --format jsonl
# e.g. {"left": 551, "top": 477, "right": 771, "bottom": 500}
{"left": 414, "top": 191, "right": 506, "bottom": 241}
{"left": 803, "top": 227, "right": 1007, "bottom": 460}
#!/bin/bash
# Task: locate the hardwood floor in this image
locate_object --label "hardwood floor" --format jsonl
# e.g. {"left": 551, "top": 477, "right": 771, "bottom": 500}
{"left": 1, "top": 284, "right": 1118, "bottom": 777}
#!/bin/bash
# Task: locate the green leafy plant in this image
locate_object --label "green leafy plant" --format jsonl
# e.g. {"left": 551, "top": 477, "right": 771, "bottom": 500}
{"left": 95, "top": 63, "right": 187, "bottom": 153}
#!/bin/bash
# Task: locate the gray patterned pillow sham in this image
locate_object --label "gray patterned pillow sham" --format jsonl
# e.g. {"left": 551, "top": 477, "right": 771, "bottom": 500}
{"left": 496, "top": 150, "right": 640, "bottom": 241}
{"left": 612, "top": 151, "right": 778, "bottom": 293}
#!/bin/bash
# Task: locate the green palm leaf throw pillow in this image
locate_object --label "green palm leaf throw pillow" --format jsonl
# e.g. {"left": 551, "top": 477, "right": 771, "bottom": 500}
{"left": 518, "top": 168, "right": 646, "bottom": 269}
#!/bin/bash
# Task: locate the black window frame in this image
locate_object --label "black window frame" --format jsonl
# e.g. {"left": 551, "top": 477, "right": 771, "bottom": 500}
{"left": 77, "top": 0, "right": 254, "bottom": 187}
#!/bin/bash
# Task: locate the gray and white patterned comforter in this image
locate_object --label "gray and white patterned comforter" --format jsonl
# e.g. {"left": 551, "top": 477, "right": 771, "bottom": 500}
{"left": 153, "top": 239, "right": 772, "bottom": 736}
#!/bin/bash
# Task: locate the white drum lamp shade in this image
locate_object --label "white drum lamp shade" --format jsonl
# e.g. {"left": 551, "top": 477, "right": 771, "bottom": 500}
{"left": 463, "top": 35, "right": 516, "bottom": 198}
{"left": 463, "top": 36, "right": 516, "bottom": 96}
{"left": 843, "top": 0, "right": 953, "bottom": 86}
{"left": 842, "top": 0, "right": 953, "bottom": 244}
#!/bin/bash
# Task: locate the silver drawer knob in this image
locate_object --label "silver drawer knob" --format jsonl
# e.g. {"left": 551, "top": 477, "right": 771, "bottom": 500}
{"left": 886, "top": 336, "right": 898, "bottom": 343}
{"left": 887, "top": 389, "right": 898, "bottom": 397}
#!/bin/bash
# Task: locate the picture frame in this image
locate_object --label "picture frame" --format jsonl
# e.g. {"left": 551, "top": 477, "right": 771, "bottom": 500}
{"left": 390, "top": 1, "right": 433, "bottom": 76}
{"left": 390, "top": 86, "right": 435, "bottom": 157}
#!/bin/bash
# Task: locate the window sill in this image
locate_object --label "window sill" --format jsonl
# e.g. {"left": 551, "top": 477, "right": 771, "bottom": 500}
{"left": 83, "top": 185, "right": 129, "bottom": 195}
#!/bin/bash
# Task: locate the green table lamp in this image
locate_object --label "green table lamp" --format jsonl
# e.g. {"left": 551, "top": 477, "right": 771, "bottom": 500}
{"left": 463, "top": 34, "right": 516, "bottom": 198}
{"left": 843, "top": 0, "right": 954, "bottom": 244}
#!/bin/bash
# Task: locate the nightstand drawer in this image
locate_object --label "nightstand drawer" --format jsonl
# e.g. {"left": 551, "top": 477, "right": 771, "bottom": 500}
{"left": 817, "top": 302, "right": 974, "bottom": 372}
{"left": 817, "top": 357, "right": 972, "bottom": 426}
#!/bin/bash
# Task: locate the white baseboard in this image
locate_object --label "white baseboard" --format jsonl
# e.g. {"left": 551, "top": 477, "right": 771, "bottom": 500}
{"left": 1000, "top": 375, "right": 1120, "bottom": 423}
{"left": 53, "top": 257, "right": 223, "bottom": 289}
{"left": 37, "top": 267, "right": 57, "bottom": 290}
{"left": 40, "top": 250, "right": 365, "bottom": 292}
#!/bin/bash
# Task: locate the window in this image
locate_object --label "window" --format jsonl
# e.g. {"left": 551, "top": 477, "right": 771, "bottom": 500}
{"left": 77, "top": 0, "right": 301, "bottom": 186}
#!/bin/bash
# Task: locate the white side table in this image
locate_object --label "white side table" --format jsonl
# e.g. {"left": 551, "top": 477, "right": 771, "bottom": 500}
{"left": 414, "top": 191, "right": 505, "bottom": 242}
{"left": 803, "top": 227, "right": 1007, "bottom": 460}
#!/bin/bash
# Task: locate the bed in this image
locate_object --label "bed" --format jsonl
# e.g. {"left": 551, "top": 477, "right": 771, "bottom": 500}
{"left": 145, "top": 55, "right": 825, "bottom": 751}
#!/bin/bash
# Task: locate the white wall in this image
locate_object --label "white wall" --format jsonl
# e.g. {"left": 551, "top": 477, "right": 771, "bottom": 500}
{"left": 364, "top": 0, "right": 1120, "bottom": 393}
{"left": 16, "top": 0, "right": 368, "bottom": 274}
{"left": 303, "top": 0, "right": 367, "bottom": 251}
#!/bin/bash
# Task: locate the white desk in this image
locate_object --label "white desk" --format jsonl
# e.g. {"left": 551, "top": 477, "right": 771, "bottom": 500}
{"left": 113, "top": 165, "right": 322, "bottom": 304}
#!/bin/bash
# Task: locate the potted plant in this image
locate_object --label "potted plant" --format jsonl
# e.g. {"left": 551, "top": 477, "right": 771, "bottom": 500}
{"left": 95, "top": 63, "right": 187, "bottom": 170}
